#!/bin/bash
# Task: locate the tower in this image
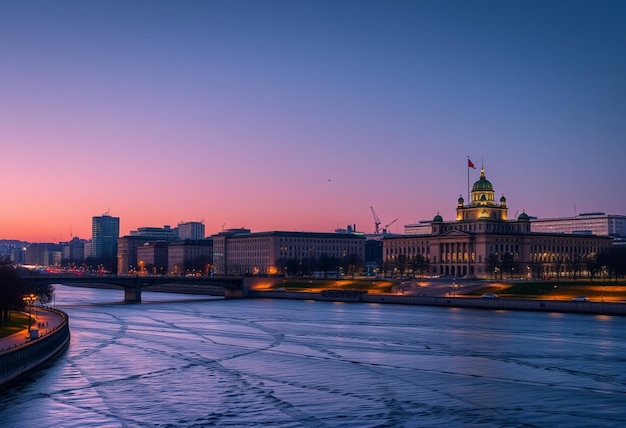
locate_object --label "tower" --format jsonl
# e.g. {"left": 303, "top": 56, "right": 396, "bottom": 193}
{"left": 456, "top": 168, "right": 508, "bottom": 221}
{"left": 92, "top": 213, "right": 120, "bottom": 268}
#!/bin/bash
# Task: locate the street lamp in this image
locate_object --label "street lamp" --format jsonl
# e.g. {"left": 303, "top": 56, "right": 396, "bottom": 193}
{"left": 601, "top": 286, "right": 605, "bottom": 302}
{"left": 22, "top": 294, "right": 35, "bottom": 333}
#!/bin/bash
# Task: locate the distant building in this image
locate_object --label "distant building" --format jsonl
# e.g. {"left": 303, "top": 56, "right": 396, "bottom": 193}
{"left": 92, "top": 214, "right": 120, "bottom": 263}
{"left": 129, "top": 225, "right": 178, "bottom": 240}
{"left": 25, "top": 243, "right": 62, "bottom": 267}
{"left": 168, "top": 239, "right": 213, "bottom": 275}
{"left": 384, "top": 168, "right": 613, "bottom": 279}
{"left": 211, "top": 229, "right": 366, "bottom": 276}
{"left": 117, "top": 226, "right": 179, "bottom": 275}
{"left": 118, "top": 236, "right": 150, "bottom": 275}
{"left": 83, "top": 241, "right": 92, "bottom": 260}
{"left": 136, "top": 241, "right": 170, "bottom": 275}
{"left": 61, "top": 237, "right": 87, "bottom": 263}
{"left": 0, "top": 240, "right": 27, "bottom": 264}
{"left": 531, "top": 213, "right": 626, "bottom": 238}
{"left": 177, "top": 221, "right": 205, "bottom": 240}
{"left": 404, "top": 221, "right": 434, "bottom": 236}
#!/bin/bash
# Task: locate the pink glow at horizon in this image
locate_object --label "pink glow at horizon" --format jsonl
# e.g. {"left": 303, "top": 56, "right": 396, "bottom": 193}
{"left": 1, "top": 1, "right": 624, "bottom": 243}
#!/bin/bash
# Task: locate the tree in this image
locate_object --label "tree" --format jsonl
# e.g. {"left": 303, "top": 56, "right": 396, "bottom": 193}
{"left": 394, "top": 254, "right": 409, "bottom": 278}
{"left": 551, "top": 254, "right": 566, "bottom": 280}
{"left": 410, "top": 254, "right": 430, "bottom": 278}
{"left": 529, "top": 260, "right": 544, "bottom": 280}
{"left": 344, "top": 253, "right": 364, "bottom": 278}
{"left": 501, "top": 252, "right": 516, "bottom": 279}
{"left": 381, "top": 258, "right": 394, "bottom": 278}
{"left": 316, "top": 254, "right": 335, "bottom": 274}
{"left": 599, "top": 247, "right": 626, "bottom": 281}
{"left": 585, "top": 254, "right": 602, "bottom": 281}
{"left": 566, "top": 254, "right": 584, "bottom": 280}
{"left": 486, "top": 253, "right": 501, "bottom": 280}
{"left": 0, "top": 258, "right": 30, "bottom": 326}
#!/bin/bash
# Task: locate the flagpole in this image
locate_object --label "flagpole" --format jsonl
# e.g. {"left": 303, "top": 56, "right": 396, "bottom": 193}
{"left": 467, "top": 156, "right": 470, "bottom": 204}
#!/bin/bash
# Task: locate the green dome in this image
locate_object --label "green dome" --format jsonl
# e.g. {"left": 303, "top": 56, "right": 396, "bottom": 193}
{"left": 472, "top": 171, "right": 493, "bottom": 192}
{"left": 518, "top": 211, "right": 530, "bottom": 221}
{"left": 433, "top": 213, "right": 443, "bottom": 222}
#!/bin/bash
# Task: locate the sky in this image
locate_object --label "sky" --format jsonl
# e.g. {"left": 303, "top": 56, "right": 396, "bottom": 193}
{"left": 1, "top": 0, "right": 625, "bottom": 242}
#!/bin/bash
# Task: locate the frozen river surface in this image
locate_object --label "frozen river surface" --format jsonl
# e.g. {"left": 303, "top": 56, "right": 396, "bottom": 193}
{"left": 1, "top": 285, "right": 626, "bottom": 427}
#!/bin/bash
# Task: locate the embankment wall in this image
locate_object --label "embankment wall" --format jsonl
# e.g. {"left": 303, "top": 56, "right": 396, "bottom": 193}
{"left": 249, "top": 291, "right": 626, "bottom": 316}
{"left": 0, "top": 309, "right": 70, "bottom": 388}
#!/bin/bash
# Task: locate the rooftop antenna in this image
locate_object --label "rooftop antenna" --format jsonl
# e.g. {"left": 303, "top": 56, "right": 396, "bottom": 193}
{"left": 221, "top": 223, "right": 226, "bottom": 231}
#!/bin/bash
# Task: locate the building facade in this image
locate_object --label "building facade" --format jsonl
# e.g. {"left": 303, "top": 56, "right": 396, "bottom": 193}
{"left": 177, "top": 221, "right": 205, "bottom": 240}
{"left": 168, "top": 239, "right": 213, "bottom": 275}
{"left": 24, "top": 243, "right": 62, "bottom": 267}
{"left": 384, "top": 168, "right": 613, "bottom": 279}
{"left": 129, "top": 225, "right": 178, "bottom": 240}
{"left": 61, "top": 237, "right": 86, "bottom": 263}
{"left": 531, "top": 213, "right": 626, "bottom": 238}
{"left": 92, "top": 214, "right": 120, "bottom": 262}
{"left": 211, "top": 229, "right": 366, "bottom": 276}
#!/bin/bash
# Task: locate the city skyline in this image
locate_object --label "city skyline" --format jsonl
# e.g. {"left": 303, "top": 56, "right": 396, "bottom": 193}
{"left": 2, "top": 1, "right": 624, "bottom": 242}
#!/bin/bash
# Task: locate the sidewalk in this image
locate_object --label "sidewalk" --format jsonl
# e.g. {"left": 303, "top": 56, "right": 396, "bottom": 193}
{"left": 0, "top": 308, "right": 64, "bottom": 352}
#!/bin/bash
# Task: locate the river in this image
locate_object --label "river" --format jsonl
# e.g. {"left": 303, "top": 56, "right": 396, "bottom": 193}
{"left": 1, "top": 285, "right": 625, "bottom": 427}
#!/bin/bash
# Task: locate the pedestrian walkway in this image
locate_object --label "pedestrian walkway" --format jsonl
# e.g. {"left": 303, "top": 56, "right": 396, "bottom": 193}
{"left": 0, "top": 308, "right": 64, "bottom": 352}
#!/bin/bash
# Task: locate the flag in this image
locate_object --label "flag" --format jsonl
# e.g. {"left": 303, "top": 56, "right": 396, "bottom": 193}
{"left": 468, "top": 158, "right": 476, "bottom": 169}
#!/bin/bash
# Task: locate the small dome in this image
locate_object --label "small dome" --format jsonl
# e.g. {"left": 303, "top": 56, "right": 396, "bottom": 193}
{"left": 500, "top": 195, "right": 506, "bottom": 203}
{"left": 472, "top": 168, "right": 493, "bottom": 192}
{"left": 458, "top": 195, "right": 464, "bottom": 203}
{"left": 433, "top": 213, "right": 443, "bottom": 222}
{"left": 518, "top": 211, "right": 530, "bottom": 221}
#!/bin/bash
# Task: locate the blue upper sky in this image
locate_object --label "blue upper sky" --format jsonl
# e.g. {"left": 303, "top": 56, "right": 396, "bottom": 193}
{"left": 1, "top": 0, "right": 624, "bottom": 240}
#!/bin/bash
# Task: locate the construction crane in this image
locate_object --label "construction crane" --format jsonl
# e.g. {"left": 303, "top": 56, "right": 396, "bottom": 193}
{"left": 383, "top": 218, "right": 398, "bottom": 234}
{"left": 370, "top": 206, "right": 381, "bottom": 234}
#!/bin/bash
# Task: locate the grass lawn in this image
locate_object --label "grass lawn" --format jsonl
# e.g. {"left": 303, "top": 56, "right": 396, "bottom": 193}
{"left": 262, "top": 278, "right": 626, "bottom": 302}
{"left": 466, "top": 280, "right": 626, "bottom": 301}
{"left": 273, "top": 278, "right": 395, "bottom": 293}
{"left": 0, "top": 311, "right": 30, "bottom": 338}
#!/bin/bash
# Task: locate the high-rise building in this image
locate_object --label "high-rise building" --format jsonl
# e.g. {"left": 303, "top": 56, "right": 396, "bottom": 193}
{"left": 92, "top": 214, "right": 120, "bottom": 265}
{"left": 177, "top": 221, "right": 205, "bottom": 240}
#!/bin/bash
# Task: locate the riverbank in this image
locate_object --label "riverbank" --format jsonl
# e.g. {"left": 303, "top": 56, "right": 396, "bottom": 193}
{"left": 0, "top": 308, "right": 70, "bottom": 389}
{"left": 249, "top": 290, "right": 626, "bottom": 316}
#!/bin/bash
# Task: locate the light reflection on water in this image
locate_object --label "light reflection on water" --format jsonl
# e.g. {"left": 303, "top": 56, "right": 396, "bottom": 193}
{"left": 1, "top": 285, "right": 625, "bottom": 427}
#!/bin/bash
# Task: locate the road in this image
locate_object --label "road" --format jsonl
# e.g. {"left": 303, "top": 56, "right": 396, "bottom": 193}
{"left": 391, "top": 277, "right": 488, "bottom": 297}
{"left": 0, "top": 308, "right": 64, "bottom": 352}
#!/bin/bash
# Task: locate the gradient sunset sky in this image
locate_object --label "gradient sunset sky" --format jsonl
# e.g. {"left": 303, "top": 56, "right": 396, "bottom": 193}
{"left": 1, "top": 1, "right": 624, "bottom": 242}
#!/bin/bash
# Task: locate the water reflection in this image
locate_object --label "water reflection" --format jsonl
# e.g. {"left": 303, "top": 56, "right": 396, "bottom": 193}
{"left": 1, "top": 285, "right": 625, "bottom": 427}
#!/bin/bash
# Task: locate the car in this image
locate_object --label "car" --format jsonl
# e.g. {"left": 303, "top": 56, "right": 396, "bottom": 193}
{"left": 571, "top": 296, "right": 590, "bottom": 302}
{"left": 481, "top": 293, "right": 498, "bottom": 299}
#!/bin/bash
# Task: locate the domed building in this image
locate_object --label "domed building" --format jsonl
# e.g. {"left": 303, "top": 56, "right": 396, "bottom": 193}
{"left": 456, "top": 168, "right": 507, "bottom": 221}
{"left": 384, "top": 167, "right": 613, "bottom": 279}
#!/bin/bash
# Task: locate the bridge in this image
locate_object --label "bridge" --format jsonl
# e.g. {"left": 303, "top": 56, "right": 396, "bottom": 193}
{"left": 27, "top": 274, "right": 246, "bottom": 303}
